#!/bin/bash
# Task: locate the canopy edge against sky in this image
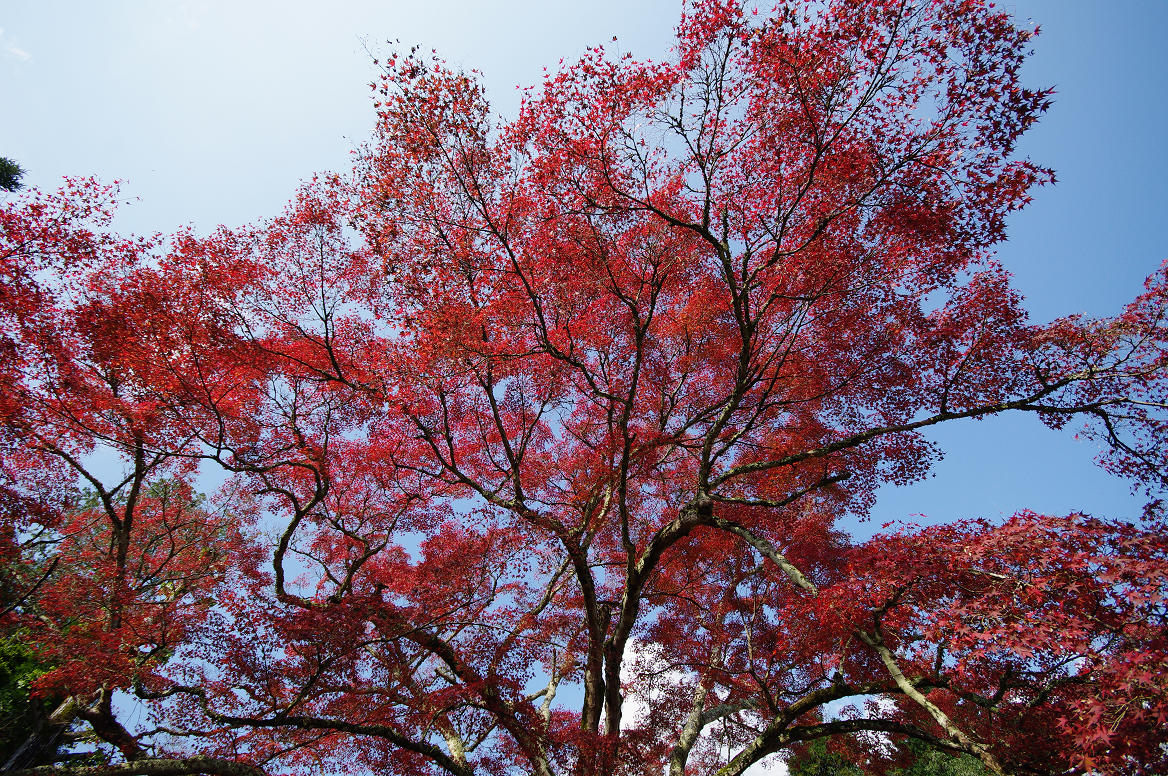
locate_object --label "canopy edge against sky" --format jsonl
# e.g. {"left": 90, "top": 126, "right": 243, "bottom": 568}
{"left": 2, "top": 0, "right": 1166, "bottom": 531}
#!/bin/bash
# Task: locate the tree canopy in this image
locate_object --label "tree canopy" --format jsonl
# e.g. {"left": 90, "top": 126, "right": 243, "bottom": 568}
{"left": 0, "top": 158, "right": 24, "bottom": 192}
{"left": 1, "top": 2, "right": 1166, "bottom": 776}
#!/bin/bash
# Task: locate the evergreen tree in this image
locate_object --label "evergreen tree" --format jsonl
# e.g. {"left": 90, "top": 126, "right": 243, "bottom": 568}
{"left": 0, "top": 158, "right": 24, "bottom": 192}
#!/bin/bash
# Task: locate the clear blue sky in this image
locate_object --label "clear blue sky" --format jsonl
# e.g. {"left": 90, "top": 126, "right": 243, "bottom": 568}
{"left": 2, "top": 1, "right": 1166, "bottom": 533}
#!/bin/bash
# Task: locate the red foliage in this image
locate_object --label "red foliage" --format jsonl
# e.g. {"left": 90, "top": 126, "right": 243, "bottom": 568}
{"left": 2, "top": 2, "right": 1167, "bottom": 775}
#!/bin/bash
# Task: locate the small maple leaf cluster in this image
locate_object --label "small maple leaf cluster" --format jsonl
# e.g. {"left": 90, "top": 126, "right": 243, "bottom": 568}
{"left": 2, "top": 2, "right": 1167, "bottom": 776}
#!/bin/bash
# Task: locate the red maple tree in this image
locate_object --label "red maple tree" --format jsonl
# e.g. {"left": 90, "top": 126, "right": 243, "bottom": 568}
{"left": 2, "top": 2, "right": 1167, "bottom": 775}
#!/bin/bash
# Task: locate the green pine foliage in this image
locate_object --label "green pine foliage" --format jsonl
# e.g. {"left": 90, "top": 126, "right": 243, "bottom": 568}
{"left": 0, "top": 157, "right": 24, "bottom": 192}
{"left": 893, "top": 740, "right": 988, "bottom": 776}
{"left": 787, "top": 739, "right": 866, "bottom": 776}
{"left": 0, "top": 636, "right": 52, "bottom": 760}
{"left": 785, "top": 738, "right": 989, "bottom": 776}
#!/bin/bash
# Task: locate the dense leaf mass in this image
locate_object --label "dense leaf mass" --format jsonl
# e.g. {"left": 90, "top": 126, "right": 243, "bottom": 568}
{"left": 2, "top": 2, "right": 1167, "bottom": 776}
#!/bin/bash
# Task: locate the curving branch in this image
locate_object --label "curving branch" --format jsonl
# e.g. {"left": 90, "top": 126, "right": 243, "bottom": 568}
{"left": 6, "top": 758, "right": 264, "bottom": 776}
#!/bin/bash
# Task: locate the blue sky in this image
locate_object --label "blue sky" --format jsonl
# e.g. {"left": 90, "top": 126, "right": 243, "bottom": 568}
{"left": 2, "top": 1, "right": 1166, "bottom": 533}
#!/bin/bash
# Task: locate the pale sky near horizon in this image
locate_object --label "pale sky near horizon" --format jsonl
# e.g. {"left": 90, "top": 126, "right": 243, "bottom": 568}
{"left": 2, "top": 1, "right": 1166, "bottom": 534}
